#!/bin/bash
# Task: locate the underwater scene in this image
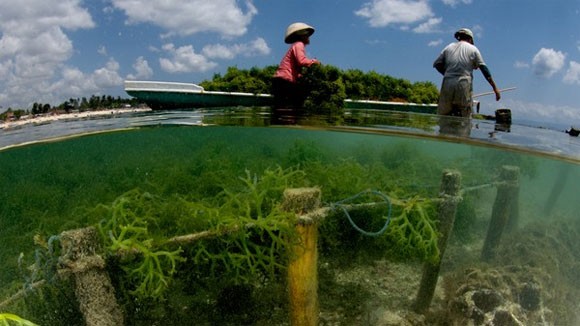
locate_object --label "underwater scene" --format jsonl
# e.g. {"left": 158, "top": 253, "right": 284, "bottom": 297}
{"left": 1, "top": 110, "right": 580, "bottom": 325}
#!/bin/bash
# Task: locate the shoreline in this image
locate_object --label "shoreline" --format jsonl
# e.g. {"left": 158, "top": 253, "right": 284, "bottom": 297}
{"left": 0, "top": 107, "right": 152, "bottom": 130}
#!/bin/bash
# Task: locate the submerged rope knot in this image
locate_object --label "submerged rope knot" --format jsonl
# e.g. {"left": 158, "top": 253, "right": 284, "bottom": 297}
{"left": 331, "top": 189, "right": 392, "bottom": 237}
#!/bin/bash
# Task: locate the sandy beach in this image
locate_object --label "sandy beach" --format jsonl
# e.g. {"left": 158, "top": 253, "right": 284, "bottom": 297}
{"left": 0, "top": 107, "right": 152, "bottom": 130}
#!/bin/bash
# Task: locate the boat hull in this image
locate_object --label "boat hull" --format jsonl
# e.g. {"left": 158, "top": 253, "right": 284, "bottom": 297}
{"left": 124, "top": 80, "right": 437, "bottom": 114}
{"left": 124, "top": 80, "right": 274, "bottom": 109}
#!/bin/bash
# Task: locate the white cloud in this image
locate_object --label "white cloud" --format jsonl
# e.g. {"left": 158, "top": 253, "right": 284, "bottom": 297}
{"left": 502, "top": 98, "right": 580, "bottom": 129}
{"left": 514, "top": 61, "right": 530, "bottom": 69}
{"left": 46, "top": 59, "right": 124, "bottom": 101}
{"left": 0, "top": 0, "right": 94, "bottom": 32}
{"left": 202, "top": 44, "right": 236, "bottom": 60}
{"left": 244, "top": 38, "right": 271, "bottom": 57}
{"left": 428, "top": 39, "right": 443, "bottom": 47}
{"left": 413, "top": 17, "right": 442, "bottom": 33}
{"left": 442, "top": 0, "right": 472, "bottom": 7}
{"left": 159, "top": 43, "right": 218, "bottom": 73}
{"left": 159, "top": 38, "right": 270, "bottom": 74}
{"left": 93, "top": 59, "right": 124, "bottom": 88}
{"left": 563, "top": 61, "right": 580, "bottom": 85}
{"left": 127, "top": 56, "right": 154, "bottom": 80}
{"left": 532, "top": 48, "right": 566, "bottom": 78}
{"left": 111, "top": 0, "right": 257, "bottom": 38}
{"left": 0, "top": 0, "right": 95, "bottom": 108}
{"left": 98, "top": 46, "right": 108, "bottom": 56}
{"left": 202, "top": 38, "right": 271, "bottom": 59}
{"left": 355, "top": 0, "right": 433, "bottom": 29}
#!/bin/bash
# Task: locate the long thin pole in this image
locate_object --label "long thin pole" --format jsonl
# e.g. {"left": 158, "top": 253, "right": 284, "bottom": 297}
{"left": 473, "top": 87, "right": 517, "bottom": 99}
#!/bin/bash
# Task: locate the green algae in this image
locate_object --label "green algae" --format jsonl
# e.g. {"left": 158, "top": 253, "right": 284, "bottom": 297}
{"left": 96, "top": 189, "right": 185, "bottom": 299}
{"left": 0, "top": 314, "right": 38, "bottom": 326}
{"left": 93, "top": 166, "right": 304, "bottom": 299}
{"left": 386, "top": 196, "right": 439, "bottom": 263}
{"left": 0, "top": 125, "right": 511, "bottom": 323}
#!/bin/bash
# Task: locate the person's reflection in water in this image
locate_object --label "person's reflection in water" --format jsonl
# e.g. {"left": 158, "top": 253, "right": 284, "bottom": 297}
{"left": 270, "top": 106, "right": 301, "bottom": 125}
{"left": 438, "top": 114, "right": 472, "bottom": 137}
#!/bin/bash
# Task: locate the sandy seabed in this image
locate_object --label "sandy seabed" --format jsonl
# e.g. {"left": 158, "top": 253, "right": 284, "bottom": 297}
{"left": 0, "top": 107, "right": 152, "bottom": 130}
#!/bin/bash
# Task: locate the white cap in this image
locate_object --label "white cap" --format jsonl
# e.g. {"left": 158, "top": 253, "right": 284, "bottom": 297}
{"left": 454, "top": 28, "right": 474, "bottom": 42}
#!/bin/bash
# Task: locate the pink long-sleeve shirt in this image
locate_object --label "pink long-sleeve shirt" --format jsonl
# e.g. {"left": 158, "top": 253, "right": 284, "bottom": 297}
{"left": 274, "top": 41, "right": 317, "bottom": 83}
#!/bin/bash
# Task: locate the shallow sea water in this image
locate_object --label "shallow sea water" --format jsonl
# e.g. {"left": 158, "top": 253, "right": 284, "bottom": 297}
{"left": 1, "top": 108, "right": 579, "bottom": 325}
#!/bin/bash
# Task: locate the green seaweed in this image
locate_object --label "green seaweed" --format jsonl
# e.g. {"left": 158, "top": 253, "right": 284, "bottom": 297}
{"left": 1, "top": 126, "right": 488, "bottom": 324}
{"left": 96, "top": 190, "right": 185, "bottom": 299}
{"left": 188, "top": 166, "right": 303, "bottom": 283}
{"left": 386, "top": 195, "right": 439, "bottom": 263}
{"left": 96, "top": 166, "right": 304, "bottom": 299}
{"left": 0, "top": 313, "right": 37, "bottom": 326}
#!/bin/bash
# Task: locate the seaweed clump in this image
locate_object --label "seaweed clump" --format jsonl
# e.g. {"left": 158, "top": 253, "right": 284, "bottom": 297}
{"left": 94, "top": 166, "right": 305, "bottom": 301}
{"left": 300, "top": 64, "right": 346, "bottom": 119}
{"left": 0, "top": 313, "right": 37, "bottom": 326}
{"left": 96, "top": 190, "right": 185, "bottom": 299}
{"left": 386, "top": 196, "right": 439, "bottom": 263}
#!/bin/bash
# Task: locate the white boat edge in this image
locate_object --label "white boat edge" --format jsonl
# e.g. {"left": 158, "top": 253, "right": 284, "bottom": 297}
{"left": 124, "top": 80, "right": 273, "bottom": 98}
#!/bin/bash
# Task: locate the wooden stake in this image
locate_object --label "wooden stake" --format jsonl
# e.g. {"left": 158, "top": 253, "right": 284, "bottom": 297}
{"left": 544, "top": 165, "right": 571, "bottom": 217}
{"left": 505, "top": 166, "right": 521, "bottom": 232}
{"left": 283, "top": 188, "right": 320, "bottom": 326}
{"left": 58, "top": 227, "right": 124, "bottom": 326}
{"left": 413, "top": 170, "right": 462, "bottom": 313}
{"left": 481, "top": 165, "right": 520, "bottom": 261}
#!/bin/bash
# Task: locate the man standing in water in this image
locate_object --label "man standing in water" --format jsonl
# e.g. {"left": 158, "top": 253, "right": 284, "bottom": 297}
{"left": 433, "top": 28, "right": 501, "bottom": 118}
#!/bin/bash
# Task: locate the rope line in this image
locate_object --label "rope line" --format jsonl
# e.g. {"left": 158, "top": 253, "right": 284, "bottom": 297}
{"left": 331, "top": 190, "right": 392, "bottom": 237}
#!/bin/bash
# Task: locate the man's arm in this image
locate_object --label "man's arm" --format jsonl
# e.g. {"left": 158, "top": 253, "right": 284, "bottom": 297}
{"left": 433, "top": 52, "right": 446, "bottom": 75}
{"left": 434, "top": 61, "right": 445, "bottom": 75}
{"left": 480, "top": 64, "right": 501, "bottom": 101}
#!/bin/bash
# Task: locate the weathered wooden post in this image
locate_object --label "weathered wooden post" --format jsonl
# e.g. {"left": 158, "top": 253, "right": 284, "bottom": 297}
{"left": 58, "top": 227, "right": 124, "bottom": 326}
{"left": 544, "top": 165, "right": 571, "bottom": 217}
{"left": 413, "top": 170, "right": 461, "bottom": 313}
{"left": 282, "top": 187, "right": 321, "bottom": 326}
{"left": 505, "top": 166, "right": 521, "bottom": 233}
{"left": 481, "top": 165, "right": 520, "bottom": 261}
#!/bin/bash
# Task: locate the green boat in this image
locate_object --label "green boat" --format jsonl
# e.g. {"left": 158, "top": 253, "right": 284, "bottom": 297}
{"left": 124, "top": 80, "right": 437, "bottom": 114}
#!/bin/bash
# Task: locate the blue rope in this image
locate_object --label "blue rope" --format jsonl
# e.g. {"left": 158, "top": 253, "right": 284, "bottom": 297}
{"left": 18, "top": 235, "right": 61, "bottom": 291}
{"left": 331, "top": 190, "right": 392, "bottom": 237}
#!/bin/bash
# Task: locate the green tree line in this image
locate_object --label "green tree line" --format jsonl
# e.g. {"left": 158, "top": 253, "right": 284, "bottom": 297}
{"left": 1, "top": 95, "right": 140, "bottom": 121}
{"left": 200, "top": 64, "right": 439, "bottom": 104}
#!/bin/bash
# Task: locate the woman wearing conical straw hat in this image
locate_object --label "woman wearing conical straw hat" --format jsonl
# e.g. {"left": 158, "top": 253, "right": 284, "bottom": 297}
{"left": 272, "top": 22, "right": 320, "bottom": 117}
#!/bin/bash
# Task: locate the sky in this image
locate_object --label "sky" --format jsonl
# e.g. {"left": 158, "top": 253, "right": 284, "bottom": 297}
{"left": 1, "top": 0, "right": 580, "bottom": 128}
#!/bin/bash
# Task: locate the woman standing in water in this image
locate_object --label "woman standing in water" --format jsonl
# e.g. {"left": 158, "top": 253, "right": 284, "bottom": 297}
{"left": 272, "top": 22, "right": 320, "bottom": 112}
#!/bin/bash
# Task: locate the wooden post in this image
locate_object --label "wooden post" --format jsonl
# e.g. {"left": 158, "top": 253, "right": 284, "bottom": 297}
{"left": 544, "top": 165, "right": 571, "bottom": 217}
{"left": 481, "top": 166, "right": 520, "bottom": 261}
{"left": 505, "top": 166, "right": 521, "bottom": 232}
{"left": 283, "top": 188, "right": 321, "bottom": 326}
{"left": 58, "top": 227, "right": 124, "bottom": 326}
{"left": 413, "top": 170, "right": 461, "bottom": 313}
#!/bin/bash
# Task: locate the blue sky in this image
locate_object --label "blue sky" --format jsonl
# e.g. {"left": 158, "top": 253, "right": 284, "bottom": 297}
{"left": 1, "top": 0, "right": 580, "bottom": 127}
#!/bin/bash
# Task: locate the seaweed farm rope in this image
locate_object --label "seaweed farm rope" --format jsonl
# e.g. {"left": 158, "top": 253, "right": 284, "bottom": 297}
{"left": 331, "top": 190, "right": 392, "bottom": 237}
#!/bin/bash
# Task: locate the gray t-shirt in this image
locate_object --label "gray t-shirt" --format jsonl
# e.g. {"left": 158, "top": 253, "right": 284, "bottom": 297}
{"left": 434, "top": 41, "right": 485, "bottom": 78}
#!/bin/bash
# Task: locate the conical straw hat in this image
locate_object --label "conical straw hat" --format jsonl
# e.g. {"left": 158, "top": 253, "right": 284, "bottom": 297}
{"left": 284, "top": 22, "right": 315, "bottom": 44}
